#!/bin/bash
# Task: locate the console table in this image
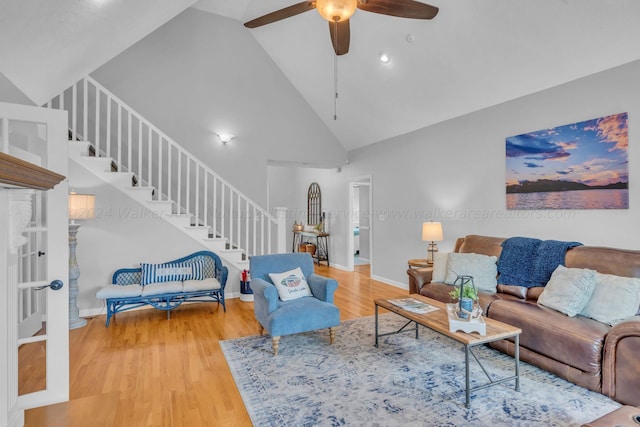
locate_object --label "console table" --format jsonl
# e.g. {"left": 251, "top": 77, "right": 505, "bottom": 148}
{"left": 292, "top": 231, "right": 330, "bottom": 266}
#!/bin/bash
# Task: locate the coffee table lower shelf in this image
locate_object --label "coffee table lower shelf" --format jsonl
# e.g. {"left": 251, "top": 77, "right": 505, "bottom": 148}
{"left": 374, "top": 296, "right": 521, "bottom": 408}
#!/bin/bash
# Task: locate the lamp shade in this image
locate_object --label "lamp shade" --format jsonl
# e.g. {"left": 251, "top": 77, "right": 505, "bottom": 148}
{"left": 68, "top": 192, "right": 95, "bottom": 220}
{"left": 422, "top": 222, "right": 443, "bottom": 241}
{"left": 316, "top": 0, "right": 357, "bottom": 22}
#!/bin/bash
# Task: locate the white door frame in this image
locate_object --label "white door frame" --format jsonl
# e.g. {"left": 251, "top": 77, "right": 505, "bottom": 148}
{"left": 0, "top": 102, "right": 69, "bottom": 423}
{"left": 347, "top": 175, "right": 372, "bottom": 272}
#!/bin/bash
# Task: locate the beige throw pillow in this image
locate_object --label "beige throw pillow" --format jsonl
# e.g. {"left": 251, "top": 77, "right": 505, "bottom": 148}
{"left": 444, "top": 252, "right": 498, "bottom": 292}
{"left": 580, "top": 272, "right": 640, "bottom": 325}
{"left": 431, "top": 252, "right": 450, "bottom": 283}
{"left": 538, "top": 265, "right": 596, "bottom": 317}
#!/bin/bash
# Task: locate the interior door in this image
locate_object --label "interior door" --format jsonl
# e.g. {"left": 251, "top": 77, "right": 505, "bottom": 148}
{"left": 347, "top": 177, "right": 372, "bottom": 272}
{"left": 0, "top": 102, "right": 70, "bottom": 410}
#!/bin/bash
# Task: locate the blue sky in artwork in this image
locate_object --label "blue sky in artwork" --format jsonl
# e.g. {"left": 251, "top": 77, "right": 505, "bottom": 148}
{"left": 506, "top": 113, "right": 628, "bottom": 187}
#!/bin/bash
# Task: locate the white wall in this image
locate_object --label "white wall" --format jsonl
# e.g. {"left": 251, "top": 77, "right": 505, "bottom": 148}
{"left": 91, "top": 8, "right": 347, "bottom": 208}
{"left": 268, "top": 165, "right": 349, "bottom": 268}
{"left": 269, "top": 59, "right": 640, "bottom": 288}
{"left": 0, "top": 73, "right": 34, "bottom": 106}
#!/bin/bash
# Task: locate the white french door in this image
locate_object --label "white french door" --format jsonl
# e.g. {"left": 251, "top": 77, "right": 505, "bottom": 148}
{"left": 0, "top": 102, "right": 69, "bottom": 417}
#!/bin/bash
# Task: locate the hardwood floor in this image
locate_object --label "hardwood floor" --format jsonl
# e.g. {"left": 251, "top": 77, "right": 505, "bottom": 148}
{"left": 24, "top": 264, "right": 407, "bottom": 426}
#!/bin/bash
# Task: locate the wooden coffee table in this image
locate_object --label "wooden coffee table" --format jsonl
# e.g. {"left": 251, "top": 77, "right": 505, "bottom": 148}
{"left": 374, "top": 294, "right": 522, "bottom": 407}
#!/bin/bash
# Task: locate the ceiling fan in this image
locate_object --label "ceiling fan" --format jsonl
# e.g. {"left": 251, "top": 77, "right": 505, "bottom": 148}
{"left": 244, "top": 0, "right": 439, "bottom": 56}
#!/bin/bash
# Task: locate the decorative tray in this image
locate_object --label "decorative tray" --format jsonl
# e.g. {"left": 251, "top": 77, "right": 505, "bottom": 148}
{"left": 446, "top": 303, "right": 486, "bottom": 336}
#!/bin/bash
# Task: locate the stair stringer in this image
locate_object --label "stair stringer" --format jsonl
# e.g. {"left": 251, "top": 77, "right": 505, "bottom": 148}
{"left": 69, "top": 141, "right": 250, "bottom": 276}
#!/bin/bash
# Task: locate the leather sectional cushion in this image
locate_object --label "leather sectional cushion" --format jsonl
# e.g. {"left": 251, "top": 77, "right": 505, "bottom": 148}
{"left": 488, "top": 299, "right": 610, "bottom": 374}
{"left": 457, "top": 234, "right": 505, "bottom": 258}
{"left": 566, "top": 246, "right": 640, "bottom": 277}
{"left": 526, "top": 287, "right": 545, "bottom": 301}
{"left": 497, "top": 284, "right": 527, "bottom": 300}
{"left": 419, "top": 282, "right": 455, "bottom": 304}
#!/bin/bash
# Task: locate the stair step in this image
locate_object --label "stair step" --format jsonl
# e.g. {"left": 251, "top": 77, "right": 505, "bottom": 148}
{"left": 68, "top": 141, "right": 92, "bottom": 158}
{"left": 203, "top": 237, "right": 228, "bottom": 251}
{"left": 126, "top": 186, "right": 155, "bottom": 202}
{"left": 146, "top": 200, "right": 174, "bottom": 215}
{"left": 76, "top": 156, "right": 112, "bottom": 174}
{"left": 166, "top": 214, "right": 192, "bottom": 227}
{"left": 102, "top": 172, "right": 135, "bottom": 188}
{"left": 219, "top": 248, "right": 244, "bottom": 262}
{"left": 183, "top": 225, "right": 210, "bottom": 240}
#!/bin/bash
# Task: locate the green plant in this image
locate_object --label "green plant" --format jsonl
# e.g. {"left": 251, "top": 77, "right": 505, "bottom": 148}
{"left": 449, "top": 284, "right": 478, "bottom": 300}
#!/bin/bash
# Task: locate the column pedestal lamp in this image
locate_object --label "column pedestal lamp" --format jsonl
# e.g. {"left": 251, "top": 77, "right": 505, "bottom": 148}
{"left": 68, "top": 192, "right": 95, "bottom": 330}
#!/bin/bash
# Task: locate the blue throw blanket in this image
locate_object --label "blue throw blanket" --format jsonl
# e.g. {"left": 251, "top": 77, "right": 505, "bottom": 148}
{"left": 497, "top": 237, "right": 582, "bottom": 288}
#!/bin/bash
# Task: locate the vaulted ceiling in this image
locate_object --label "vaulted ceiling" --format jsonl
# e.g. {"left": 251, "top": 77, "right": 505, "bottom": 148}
{"left": 2, "top": 0, "right": 640, "bottom": 151}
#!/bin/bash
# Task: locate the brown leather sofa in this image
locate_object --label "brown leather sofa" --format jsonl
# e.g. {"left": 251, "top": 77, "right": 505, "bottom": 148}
{"left": 407, "top": 234, "right": 640, "bottom": 406}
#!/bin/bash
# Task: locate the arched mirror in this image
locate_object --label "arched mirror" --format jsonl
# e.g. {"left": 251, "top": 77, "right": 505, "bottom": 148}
{"left": 307, "top": 182, "right": 322, "bottom": 225}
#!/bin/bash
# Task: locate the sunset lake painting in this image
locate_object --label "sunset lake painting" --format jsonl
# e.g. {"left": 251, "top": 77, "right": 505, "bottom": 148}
{"left": 506, "top": 113, "right": 628, "bottom": 209}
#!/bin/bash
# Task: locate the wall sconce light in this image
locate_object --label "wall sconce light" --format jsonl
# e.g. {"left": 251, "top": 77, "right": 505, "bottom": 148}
{"left": 216, "top": 133, "right": 234, "bottom": 145}
{"left": 379, "top": 52, "right": 391, "bottom": 63}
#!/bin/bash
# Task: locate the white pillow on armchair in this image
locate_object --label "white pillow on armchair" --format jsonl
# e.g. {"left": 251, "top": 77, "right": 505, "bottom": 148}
{"left": 269, "top": 267, "right": 313, "bottom": 301}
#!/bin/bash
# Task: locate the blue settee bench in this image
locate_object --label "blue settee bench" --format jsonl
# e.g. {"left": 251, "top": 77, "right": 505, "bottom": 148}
{"left": 96, "top": 251, "right": 228, "bottom": 327}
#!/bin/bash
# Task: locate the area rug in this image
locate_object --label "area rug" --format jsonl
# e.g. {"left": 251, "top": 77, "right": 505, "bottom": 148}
{"left": 220, "top": 315, "right": 620, "bottom": 426}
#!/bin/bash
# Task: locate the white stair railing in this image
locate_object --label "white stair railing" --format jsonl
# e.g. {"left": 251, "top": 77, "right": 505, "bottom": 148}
{"left": 47, "top": 76, "right": 285, "bottom": 257}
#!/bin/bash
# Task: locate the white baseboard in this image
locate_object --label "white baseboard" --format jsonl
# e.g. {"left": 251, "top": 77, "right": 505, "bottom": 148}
{"left": 329, "top": 262, "right": 348, "bottom": 271}
{"left": 370, "top": 274, "right": 408, "bottom": 290}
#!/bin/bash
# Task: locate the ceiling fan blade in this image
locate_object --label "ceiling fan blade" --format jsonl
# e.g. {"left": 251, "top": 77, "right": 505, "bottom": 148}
{"left": 357, "top": 0, "right": 439, "bottom": 19}
{"left": 244, "top": 1, "right": 316, "bottom": 28}
{"left": 328, "top": 20, "right": 350, "bottom": 55}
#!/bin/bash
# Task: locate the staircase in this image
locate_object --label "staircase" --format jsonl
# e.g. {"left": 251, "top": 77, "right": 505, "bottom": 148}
{"left": 49, "top": 76, "right": 286, "bottom": 272}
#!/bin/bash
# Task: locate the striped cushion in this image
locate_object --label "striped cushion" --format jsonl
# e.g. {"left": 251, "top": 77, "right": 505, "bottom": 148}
{"left": 140, "top": 260, "right": 205, "bottom": 286}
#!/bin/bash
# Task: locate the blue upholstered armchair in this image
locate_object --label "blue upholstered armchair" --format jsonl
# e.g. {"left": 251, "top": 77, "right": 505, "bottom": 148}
{"left": 249, "top": 253, "right": 340, "bottom": 355}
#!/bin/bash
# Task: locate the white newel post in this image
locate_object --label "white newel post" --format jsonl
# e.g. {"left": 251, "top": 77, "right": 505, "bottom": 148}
{"left": 274, "top": 207, "right": 288, "bottom": 254}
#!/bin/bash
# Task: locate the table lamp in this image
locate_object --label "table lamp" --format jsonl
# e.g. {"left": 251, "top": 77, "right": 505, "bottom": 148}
{"left": 422, "top": 221, "right": 443, "bottom": 265}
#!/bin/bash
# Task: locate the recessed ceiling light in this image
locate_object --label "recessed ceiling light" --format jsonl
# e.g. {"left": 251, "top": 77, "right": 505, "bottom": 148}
{"left": 379, "top": 53, "right": 391, "bottom": 63}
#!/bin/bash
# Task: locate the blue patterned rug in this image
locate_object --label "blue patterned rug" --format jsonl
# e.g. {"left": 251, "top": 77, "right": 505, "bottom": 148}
{"left": 220, "top": 314, "right": 620, "bottom": 426}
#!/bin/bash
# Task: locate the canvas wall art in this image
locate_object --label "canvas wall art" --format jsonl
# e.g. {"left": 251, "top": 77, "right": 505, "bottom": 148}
{"left": 506, "top": 112, "right": 628, "bottom": 209}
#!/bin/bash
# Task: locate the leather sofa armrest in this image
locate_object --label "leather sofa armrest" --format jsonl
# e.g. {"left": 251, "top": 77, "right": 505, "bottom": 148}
{"left": 407, "top": 267, "right": 433, "bottom": 294}
{"left": 602, "top": 316, "right": 640, "bottom": 406}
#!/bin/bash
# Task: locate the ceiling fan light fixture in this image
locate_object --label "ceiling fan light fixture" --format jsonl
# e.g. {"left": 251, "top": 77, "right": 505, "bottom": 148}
{"left": 316, "top": 0, "right": 357, "bottom": 22}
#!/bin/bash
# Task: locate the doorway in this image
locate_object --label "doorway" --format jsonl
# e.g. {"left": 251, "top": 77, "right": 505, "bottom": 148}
{"left": 347, "top": 177, "right": 372, "bottom": 272}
